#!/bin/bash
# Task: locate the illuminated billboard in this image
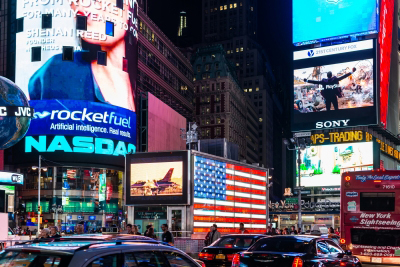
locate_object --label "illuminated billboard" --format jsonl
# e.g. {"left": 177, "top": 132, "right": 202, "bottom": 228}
{"left": 292, "top": 40, "right": 377, "bottom": 131}
{"left": 126, "top": 151, "right": 189, "bottom": 205}
{"left": 15, "top": 0, "right": 139, "bottom": 158}
{"left": 296, "top": 142, "right": 373, "bottom": 187}
{"left": 293, "top": 0, "right": 379, "bottom": 46}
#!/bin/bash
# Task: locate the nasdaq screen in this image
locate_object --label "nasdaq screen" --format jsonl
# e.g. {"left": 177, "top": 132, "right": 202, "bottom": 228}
{"left": 293, "top": 0, "right": 379, "bottom": 46}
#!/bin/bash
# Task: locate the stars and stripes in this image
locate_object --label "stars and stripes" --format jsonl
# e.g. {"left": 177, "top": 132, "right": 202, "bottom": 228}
{"left": 193, "top": 156, "right": 267, "bottom": 233}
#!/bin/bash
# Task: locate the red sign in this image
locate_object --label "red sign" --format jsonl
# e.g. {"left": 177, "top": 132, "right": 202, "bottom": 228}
{"left": 379, "top": 0, "right": 394, "bottom": 128}
{"left": 345, "top": 213, "right": 400, "bottom": 228}
{"left": 106, "top": 184, "right": 113, "bottom": 203}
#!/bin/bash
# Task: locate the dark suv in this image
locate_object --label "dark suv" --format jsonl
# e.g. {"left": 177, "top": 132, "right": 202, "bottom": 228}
{"left": 0, "top": 239, "right": 202, "bottom": 267}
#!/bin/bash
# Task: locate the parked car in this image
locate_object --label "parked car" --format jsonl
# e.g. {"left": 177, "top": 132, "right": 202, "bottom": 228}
{"left": 199, "top": 234, "right": 266, "bottom": 267}
{"left": 231, "top": 235, "right": 361, "bottom": 267}
{"left": 1, "top": 239, "right": 202, "bottom": 267}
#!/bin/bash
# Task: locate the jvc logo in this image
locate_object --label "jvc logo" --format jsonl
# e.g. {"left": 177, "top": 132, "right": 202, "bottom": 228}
{"left": 316, "top": 119, "right": 350, "bottom": 129}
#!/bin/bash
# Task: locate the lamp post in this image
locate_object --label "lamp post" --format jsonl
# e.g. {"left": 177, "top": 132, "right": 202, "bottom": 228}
{"left": 266, "top": 168, "right": 273, "bottom": 229}
{"left": 32, "top": 155, "right": 48, "bottom": 236}
{"left": 284, "top": 133, "right": 312, "bottom": 233}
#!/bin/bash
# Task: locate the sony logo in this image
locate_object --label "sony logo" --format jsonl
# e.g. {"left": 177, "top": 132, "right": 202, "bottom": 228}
{"left": 316, "top": 119, "right": 350, "bottom": 129}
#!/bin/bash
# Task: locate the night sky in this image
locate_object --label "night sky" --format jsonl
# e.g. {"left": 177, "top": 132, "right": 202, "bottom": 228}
{"left": 146, "top": 0, "right": 292, "bottom": 88}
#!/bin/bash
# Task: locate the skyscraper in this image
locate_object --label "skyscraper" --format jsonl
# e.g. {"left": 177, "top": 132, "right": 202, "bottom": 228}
{"left": 200, "top": 0, "right": 277, "bottom": 172}
{"left": 178, "top": 11, "right": 187, "bottom": 37}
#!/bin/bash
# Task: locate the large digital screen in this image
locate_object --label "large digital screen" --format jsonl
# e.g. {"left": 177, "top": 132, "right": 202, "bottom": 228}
{"left": 15, "top": 0, "right": 139, "bottom": 158}
{"left": 126, "top": 151, "right": 189, "bottom": 205}
{"left": 293, "top": 0, "right": 379, "bottom": 46}
{"left": 292, "top": 40, "right": 377, "bottom": 131}
{"left": 296, "top": 142, "right": 373, "bottom": 187}
{"left": 147, "top": 93, "right": 187, "bottom": 152}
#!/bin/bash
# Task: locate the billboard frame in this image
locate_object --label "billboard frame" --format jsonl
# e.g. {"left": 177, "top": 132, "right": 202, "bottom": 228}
{"left": 125, "top": 151, "right": 190, "bottom": 206}
{"left": 292, "top": 39, "right": 379, "bottom": 132}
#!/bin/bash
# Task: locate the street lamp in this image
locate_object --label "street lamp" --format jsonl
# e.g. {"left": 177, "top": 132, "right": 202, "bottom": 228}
{"left": 266, "top": 168, "right": 273, "bottom": 229}
{"left": 284, "top": 133, "right": 312, "bottom": 233}
{"left": 32, "top": 155, "right": 48, "bottom": 236}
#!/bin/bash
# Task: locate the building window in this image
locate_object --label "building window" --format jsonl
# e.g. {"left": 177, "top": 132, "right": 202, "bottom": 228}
{"left": 202, "top": 73, "right": 207, "bottom": 80}
{"left": 206, "top": 129, "right": 211, "bottom": 137}
{"left": 234, "top": 3, "right": 237, "bottom": 8}
{"left": 197, "top": 65, "right": 201, "bottom": 72}
{"left": 206, "top": 118, "right": 210, "bottom": 124}
{"left": 105, "top": 21, "right": 114, "bottom": 36}
{"left": 216, "top": 71, "right": 221, "bottom": 78}
{"left": 244, "top": 89, "right": 247, "bottom": 92}
{"left": 212, "top": 54, "right": 216, "bottom": 60}
{"left": 256, "top": 87, "right": 259, "bottom": 91}
{"left": 202, "top": 56, "right": 206, "bottom": 62}
{"left": 215, "top": 63, "right": 219, "bottom": 69}
{"left": 16, "top": 18, "right": 24, "bottom": 33}
{"left": 236, "top": 63, "right": 239, "bottom": 67}
{"left": 206, "top": 108, "right": 210, "bottom": 113}
{"left": 216, "top": 94, "right": 220, "bottom": 102}
{"left": 62, "top": 46, "right": 74, "bottom": 61}
{"left": 201, "top": 107, "right": 206, "bottom": 115}
{"left": 249, "top": 88, "right": 253, "bottom": 92}
{"left": 76, "top": 15, "right": 87, "bottom": 31}
{"left": 216, "top": 83, "right": 220, "bottom": 90}
{"left": 201, "top": 86, "right": 205, "bottom": 92}
{"left": 236, "top": 48, "right": 239, "bottom": 52}
{"left": 31, "top": 47, "right": 41, "bottom": 62}
{"left": 116, "top": 0, "right": 123, "bottom": 9}
{"left": 216, "top": 117, "right": 221, "bottom": 124}
{"left": 216, "top": 106, "right": 220, "bottom": 113}
{"left": 220, "top": 6, "right": 223, "bottom": 10}
{"left": 240, "top": 47, "right": 243, "bottom": 52}
{"left": 224, "top": 5, "right": 227, "bottom": 10}
{"left": 42, "top": 14, "right": 52, "bottom": 29}
{"left": 206, "top": 96, "right": 210, "bottom": 103}
{"left": 259, "top": 118, "right": 263, "bottom": 122}
{"left": 216, "top": 127, "right": 221, "bottom": 136}
{"left": 205, "top": 64, "right": 210, "bottom": 71}
{"left": 97, "top": 51, "right": 107, "bottom": 65}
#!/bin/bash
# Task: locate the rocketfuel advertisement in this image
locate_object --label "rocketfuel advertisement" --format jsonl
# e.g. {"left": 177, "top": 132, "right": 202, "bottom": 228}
{"left": 16, "top": 0, "right": 139, "bottom": 157}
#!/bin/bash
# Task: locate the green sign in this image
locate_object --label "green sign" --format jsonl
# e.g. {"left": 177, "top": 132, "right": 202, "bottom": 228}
{"left": 286, "top": 198, "right": 298, "bottom": 204}
{"left": 99, "top": 174, "right": 106, "bottom": 202}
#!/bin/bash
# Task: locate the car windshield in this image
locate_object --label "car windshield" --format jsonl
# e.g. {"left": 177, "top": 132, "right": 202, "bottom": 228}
{"left": 0, "top": 250, "right": 73, "bottom": 267}
{"left": 249, "top": 238, "right": 308, "bottom": 253}
{"left": 214, "top": 237, "right": 258, "bottom": 248}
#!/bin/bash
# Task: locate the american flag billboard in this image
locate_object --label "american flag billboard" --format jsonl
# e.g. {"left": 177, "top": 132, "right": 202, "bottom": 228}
{"left": 193, "top": 156, "right": 267, "bottom": 233}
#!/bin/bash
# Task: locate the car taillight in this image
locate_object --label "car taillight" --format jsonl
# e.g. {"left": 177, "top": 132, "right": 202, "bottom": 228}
{"left": 227, "top": 254, "right": 235, "bottom": 261}
{"left": 340, "top": 238, "right": 346, "bottom": 244}
{"left": 232, "top": 254, "right": 241, "bottom": 267}
{"left": 198, "top": 253, "right": 215, "bottom": 261}
{"left": 340, "top": 262, "right": 346, "bottom": 267}
{"left": 201, "top": 263, "right": 206, "bottom": 267}
{"left": 292, "top": 257, "right": 303, "bottom": 267}
{"left": 225, "top": 244, "right": 233, "bottom": 248}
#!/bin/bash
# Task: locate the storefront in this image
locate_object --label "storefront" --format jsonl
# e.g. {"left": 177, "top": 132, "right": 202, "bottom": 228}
{"left": 15, "top": 166, "right": 124, "bottom": 232}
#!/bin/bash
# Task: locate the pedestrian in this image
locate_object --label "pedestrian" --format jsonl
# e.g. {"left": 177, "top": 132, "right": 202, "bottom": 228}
{"left": 39, "top": 228, "right": 50, "bottom": 239}
{"left": 282, "top": 228, "right": 289, "bottom": 235}
{"left": 49, "top": 226, "right": 61, "bottom": 238}
{"left": 335, "top": 227, "right": 340, "bottom": 236}
{"left": 132, "top": 225, "right": 141, "bottom": 235}
{"left": 290, "top": 226, "right": 298, "bottom": 235}
{"left": 75, "top": 222, "right": 84, "bottom": 235}
{"left": 146, "top": 227, "right": 157, "bottom": 240}
{"left": 271, "top": 228, "right": 277, "bottom": 235}
{"left": 161, "top": 224, "right": 174, "bottom": 246}
{"left": 265, "top": 226, "right": 272, "bottom": 235}
{"left": 237, "top": 223, "right": 249, "bottom": 234}
{"left": 144, "top": 224, "right": 153, "bottom": 236}
{"left": 126, "top": 224, "right": 134, "bottom": 234}
{"left": 209, "top": 224, "right": 221, "bottom": 244}
{"left": 204, "top": 226, "right": 213, "bottom": 246}
{"left": 275, "top": 228, "right": 281, "bottom": 235}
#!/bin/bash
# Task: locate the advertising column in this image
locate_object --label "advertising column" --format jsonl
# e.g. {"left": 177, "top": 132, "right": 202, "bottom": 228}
{"left": 16, "top": 0, "right": 139, "bottom": 161}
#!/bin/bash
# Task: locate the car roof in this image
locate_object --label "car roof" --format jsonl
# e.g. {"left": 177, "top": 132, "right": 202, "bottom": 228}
{"left": 258, "top": 235, "right": 321, "bottom": 242}
{"left": 6, "top": 240, "right": 182, "bottom": 255}
{"left": 220, "top": 234, "right": 267, "bottom": 238}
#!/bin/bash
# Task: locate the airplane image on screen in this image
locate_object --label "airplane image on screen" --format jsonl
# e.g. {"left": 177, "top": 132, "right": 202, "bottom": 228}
{"left": 131, "top": 168, "right": 182, "bottom": 196}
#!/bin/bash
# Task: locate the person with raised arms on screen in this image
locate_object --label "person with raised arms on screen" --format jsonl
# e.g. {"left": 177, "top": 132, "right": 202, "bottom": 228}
{"left": 303, "top": 67, "right": 356, "bottom": 111}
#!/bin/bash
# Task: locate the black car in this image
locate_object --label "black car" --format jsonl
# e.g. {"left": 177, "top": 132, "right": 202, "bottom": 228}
{"left": 231, "top": 236, "right": 361, "bottom": 267}
{"left": 199, "top": 234, "right": 266, "bottom": 267}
